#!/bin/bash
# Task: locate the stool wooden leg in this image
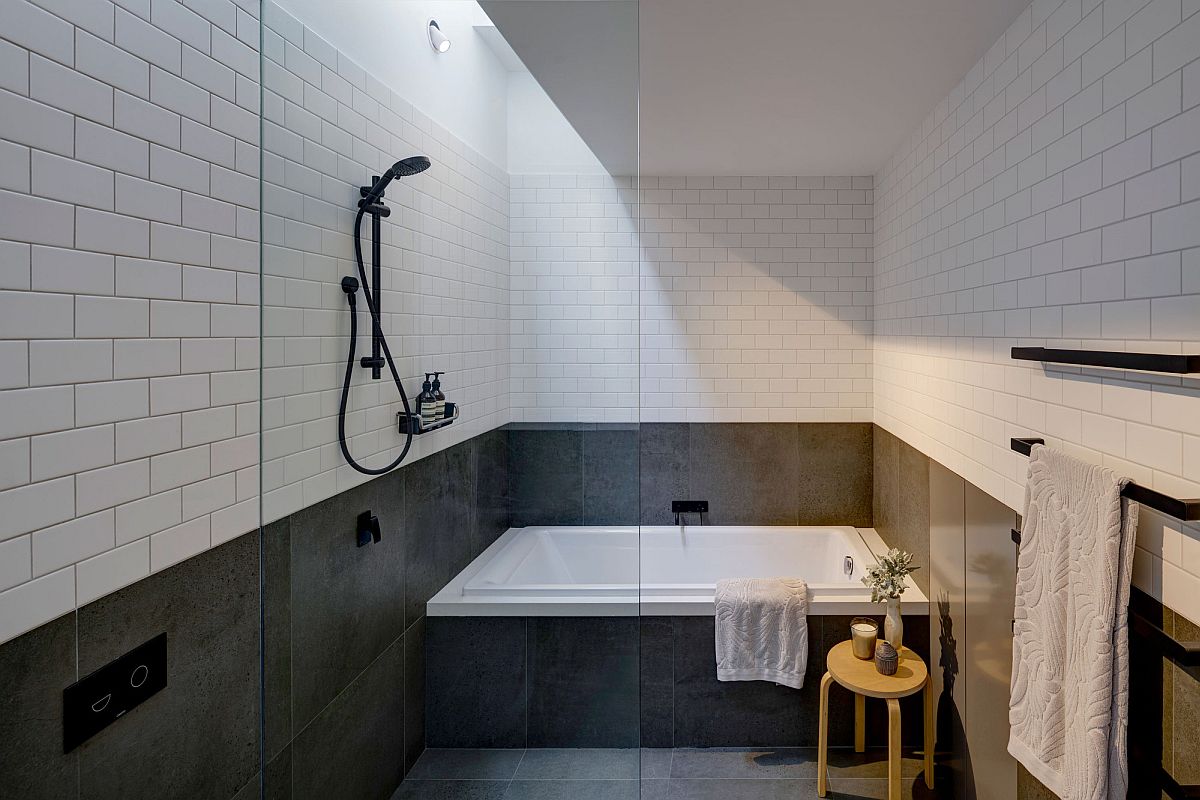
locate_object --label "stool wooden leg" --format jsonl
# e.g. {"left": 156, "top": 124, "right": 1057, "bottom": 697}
{"left": 818, "top": 672, "right": 833, "bottom": 797}
{"left": 886, "top": 698, "right": 901, "bottom": 800}
{"left": 854, "top": 692, "right": 865, "bottom": 753}
{"left": 924, "top": 677, "right": 935, "bottom": 789}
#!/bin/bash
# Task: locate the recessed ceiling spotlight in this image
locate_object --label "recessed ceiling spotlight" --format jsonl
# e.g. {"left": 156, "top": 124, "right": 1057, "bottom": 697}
{"left": 428, "top": 19, "right": 451, "bottom": 53}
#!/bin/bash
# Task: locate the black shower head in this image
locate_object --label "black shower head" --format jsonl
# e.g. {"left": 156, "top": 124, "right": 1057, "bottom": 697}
{"left": 391, "top": 156, "right": 431, "bottom": 177}
{"left": 360, "top": 155, "right": 431, "bottom": 207}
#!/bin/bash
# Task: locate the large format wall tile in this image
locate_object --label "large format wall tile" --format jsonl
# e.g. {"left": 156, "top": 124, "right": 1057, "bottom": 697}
{"left": 638, "top": 423, "right": 690, "bottom": 525}
{"left": 474, "top": 429, "right": 512, "bottom": 555}
{"left": 403, "top": 618, "right": 427, "bottom": 776}
{"left": 1172, "top": 614, "right": 1200, "bottom": 785}
{"left": 426, "top": 616, "right": 528, "bottom": 748}
{"left": 0, "top": 613, "right": 77, "bottom": 799}
{"left": 872, "top": 427, "right": 931, "bottom": 593}
{"left": 76, "top": 532, "right": 259, "bottom": 800}
{"left": 527, "top": 617, "right": 640, "bottom": 747}
{"left": 688, "top": 424, "right": 802, "bottom": 526}
{"left": 671, "top": 615, "right": 808, "bottom": 747}
{"left": 796, "top": 423, "right": 872, "bottom": 526}
{"left": 290, "top": 473, "right": 406, "bottom": 733}
{"left": 509, "top": 427, "right": 584, "bottom": 526}
{"left": 583, "top": 427, "right": 640, "bottom": 525}
{"left": 290, "top": 637, "right": 405, "bottom": 800}
{"left": 639, "top": 617, "right": 675, "bottom": 747}
{"left": 404, "top": 442, "right": 478, "bottom": 629}
{"left": 263, "top": 517, "right": 292, "bottom": 761}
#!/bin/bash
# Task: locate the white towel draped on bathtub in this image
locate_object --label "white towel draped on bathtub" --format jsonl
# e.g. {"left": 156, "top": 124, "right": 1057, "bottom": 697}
{"left": 715, "top": 577, "right": 809, "bottom": 690}
{"left": 1008, "top": 444, "right": 1138, "bottom": 800}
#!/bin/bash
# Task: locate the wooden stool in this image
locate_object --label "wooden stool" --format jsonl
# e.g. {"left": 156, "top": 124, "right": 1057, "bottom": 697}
{"left": 817, "top": 640, "right": 934, "bottom": 800}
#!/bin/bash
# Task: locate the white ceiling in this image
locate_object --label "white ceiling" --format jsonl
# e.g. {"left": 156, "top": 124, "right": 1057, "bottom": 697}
{"left": 639, "top": 0, "right": 1030, "bottom": 175}
{"left": 487, "top": 0, "right": 1029, "bottom": 176}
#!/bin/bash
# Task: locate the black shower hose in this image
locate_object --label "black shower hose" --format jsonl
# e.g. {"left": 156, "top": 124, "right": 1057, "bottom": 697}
{"left": 336, "top": 205, "right": 414, "bottom": 475}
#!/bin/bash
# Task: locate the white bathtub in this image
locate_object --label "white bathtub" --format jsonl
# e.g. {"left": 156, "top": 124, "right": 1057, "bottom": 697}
{"left": 427, "top": 525, "right": 928, "bottom": 617}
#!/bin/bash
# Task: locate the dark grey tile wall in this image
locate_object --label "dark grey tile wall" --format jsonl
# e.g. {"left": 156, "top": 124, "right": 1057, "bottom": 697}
{"left": 507, "top": 424, "right": 640, "bottom": 526}
{"left": 871, "top": 426, "right": 930, "bottom": 595}
{"left": 527, "top": 617, "right": 640, "bottom": 747}
{"left": 425, "top": 612, "right": 929, "bottom": 750}
{"left": 0, "top": 427, "right": 511, "bottom": 800}
{"left": 0, "top": 613, "right": 77, "bottom": 799}
{"left": 76, "top": 533, "right": 260, "bottom": 800}
{"left": 639, "top": 423, "right": 873, "bottom": 526}
{"left": 267, "top": 429, "right": 511, "bottom": 796}
{"left": 509, "top": 422, "right": 873, "bottom": 529}
{"left": 0, "top": 533, "right": 261, "bottom": 800}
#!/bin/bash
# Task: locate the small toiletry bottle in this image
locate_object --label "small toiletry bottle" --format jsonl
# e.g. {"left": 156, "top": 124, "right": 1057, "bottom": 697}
{"left": 419, "top": 374, "right": 438, "bottom": 426}
{"left": 431, "top": 372, "right": 446, "bottom": 419}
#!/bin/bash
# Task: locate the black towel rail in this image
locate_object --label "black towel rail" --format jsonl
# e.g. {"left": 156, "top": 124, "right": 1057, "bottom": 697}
{"left": 1011, "top": 346, "right": 1200, "bottom": 374}
{"left": 1010, "top": 438, "right": 1200, "bottom": 521}
{"left": 1012, "top": 435, "right": 1200, "bottom": 798}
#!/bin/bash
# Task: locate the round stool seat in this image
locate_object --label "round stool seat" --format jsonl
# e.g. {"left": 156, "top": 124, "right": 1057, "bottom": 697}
{"left": 826, "top": 640, "right": 928, "bottom": 698}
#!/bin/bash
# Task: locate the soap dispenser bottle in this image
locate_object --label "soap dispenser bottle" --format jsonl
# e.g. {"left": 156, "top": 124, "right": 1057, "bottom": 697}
{"left": 431, "top": 372, "right": 446, "bottom": 419}
{"left": 419, "top": 373, "right": 438, "bottom": 427}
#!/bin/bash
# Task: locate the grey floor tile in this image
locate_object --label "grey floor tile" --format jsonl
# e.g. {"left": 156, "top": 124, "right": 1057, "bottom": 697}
{"left": 825, "top": 749, "right": 924, "bottom": 779}
{"left": 392, "top": 780, "right": 510, "bottom": 800}
{"left": 666, "top": 778, "right": 819, "bottom": 800}
{"left": 670, "top": 748, "right": 817, "bottom": 779}
{"left": 639, "top": 749, "right": 672, "bottom": 780}
{"left": 515, "top": 749, "right": 639, "bottom": 780}
{"left": 408, "top": 749, "right": 526, "bottom": 780}
{"left": 504, "top": 779, "right": 640, "bottom": 800}
{"left": 639, "top": 780, "right": 669, "bottom": 800}
{"left": 825, "top": 778, "right": 917, "bottom": 800}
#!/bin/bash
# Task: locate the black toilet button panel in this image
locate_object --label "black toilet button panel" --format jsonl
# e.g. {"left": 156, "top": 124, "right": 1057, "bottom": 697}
{"left": 63, "top": 633, "right": 167, "bottom": 753}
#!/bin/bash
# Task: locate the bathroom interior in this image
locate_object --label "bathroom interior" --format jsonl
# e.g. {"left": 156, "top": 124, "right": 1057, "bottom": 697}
{"left": 1, "top": 0, "right": 1198, "bottom": 798}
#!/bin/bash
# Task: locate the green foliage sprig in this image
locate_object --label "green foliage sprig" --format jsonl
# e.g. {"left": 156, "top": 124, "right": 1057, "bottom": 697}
{"left": 862, "top": 548, "right": 918, "bottom": 602}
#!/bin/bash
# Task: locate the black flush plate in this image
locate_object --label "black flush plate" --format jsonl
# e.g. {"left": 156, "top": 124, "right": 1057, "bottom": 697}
{"left": 671, "top": 500, "right": 708, "bottom": 514}
{"left": 63, "top": 633, "right": 167, "bottom": 753}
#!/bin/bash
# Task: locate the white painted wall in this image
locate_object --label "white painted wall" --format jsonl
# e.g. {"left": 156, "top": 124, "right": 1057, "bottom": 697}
{"left": 271, "top": 0, "right": 510, "bottom": 169}
{"left": 508, "top": 71, "right": 606, "bottom": 174}
{"left": 874, "top": 0, "right": 1200, "bottom": 624}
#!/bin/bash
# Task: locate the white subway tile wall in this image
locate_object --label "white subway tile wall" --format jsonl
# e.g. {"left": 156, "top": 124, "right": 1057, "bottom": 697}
{"left": 874, "top": 0, "right": 1200, "bottom": 623}
{"left": 508, "top": 173, "right": 640, "bottom": 422}
{"left": 258, "top": 3, "right": 511, "bottom": 523}
{"left": 0, "top": 0, "right": 261, "bottom": 643}
{"left": 639, "top": 175, "right": 874, "bottom": 422}
{"left": 509, "top": 174, "right": 873, "bottom": 423}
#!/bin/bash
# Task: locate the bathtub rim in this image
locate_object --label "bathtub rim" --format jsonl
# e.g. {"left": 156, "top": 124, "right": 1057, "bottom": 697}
{"left": 426, "top": 524, "right": 929, "bottom": 617}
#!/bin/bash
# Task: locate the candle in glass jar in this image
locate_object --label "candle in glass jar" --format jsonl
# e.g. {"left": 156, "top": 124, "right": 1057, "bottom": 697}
{"left": 850, "top": 619, "right": 878, "bottom": 660}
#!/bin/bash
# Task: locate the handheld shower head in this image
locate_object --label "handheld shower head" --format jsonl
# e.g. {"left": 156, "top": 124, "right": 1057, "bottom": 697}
{"left": 360, "top": 155, "right": 431, "bottom": 207}
{"left": 391, "top": 156, "right": 431, "bottom": 177}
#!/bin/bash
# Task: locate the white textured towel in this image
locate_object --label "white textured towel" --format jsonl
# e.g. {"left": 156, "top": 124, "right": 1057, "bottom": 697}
{"left": 1008, "top": 444, "right": 1138, "bottom": 800}
{"left": 715, "top": 577, "right": 809, "bottom": 690}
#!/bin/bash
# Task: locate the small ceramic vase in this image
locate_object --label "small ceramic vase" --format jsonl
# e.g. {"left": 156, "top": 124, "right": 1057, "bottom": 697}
{"left": 884, "top": 597, "right": 903, "bottom": 649}
{"left": 875, "top": 640, "right": 899, "bottom": 676}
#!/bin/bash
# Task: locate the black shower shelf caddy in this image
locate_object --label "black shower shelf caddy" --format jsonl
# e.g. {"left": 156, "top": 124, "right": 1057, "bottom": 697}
{"left": 1011, "top": 346, "right": 1200, "bottom": 374}
{"left": 1011, "top": 435, "right": 1200, "bottom": 798}
{"left": 398, "top": 402, "right": 459, "bottom": 435}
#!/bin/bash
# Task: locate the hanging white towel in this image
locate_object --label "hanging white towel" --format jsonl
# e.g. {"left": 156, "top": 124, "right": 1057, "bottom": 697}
{"left": 715, "top": 577, "right": 809, "bottom": 690}
{"left": 1008, "top": 444, "right": 1138, "bottom": 800}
